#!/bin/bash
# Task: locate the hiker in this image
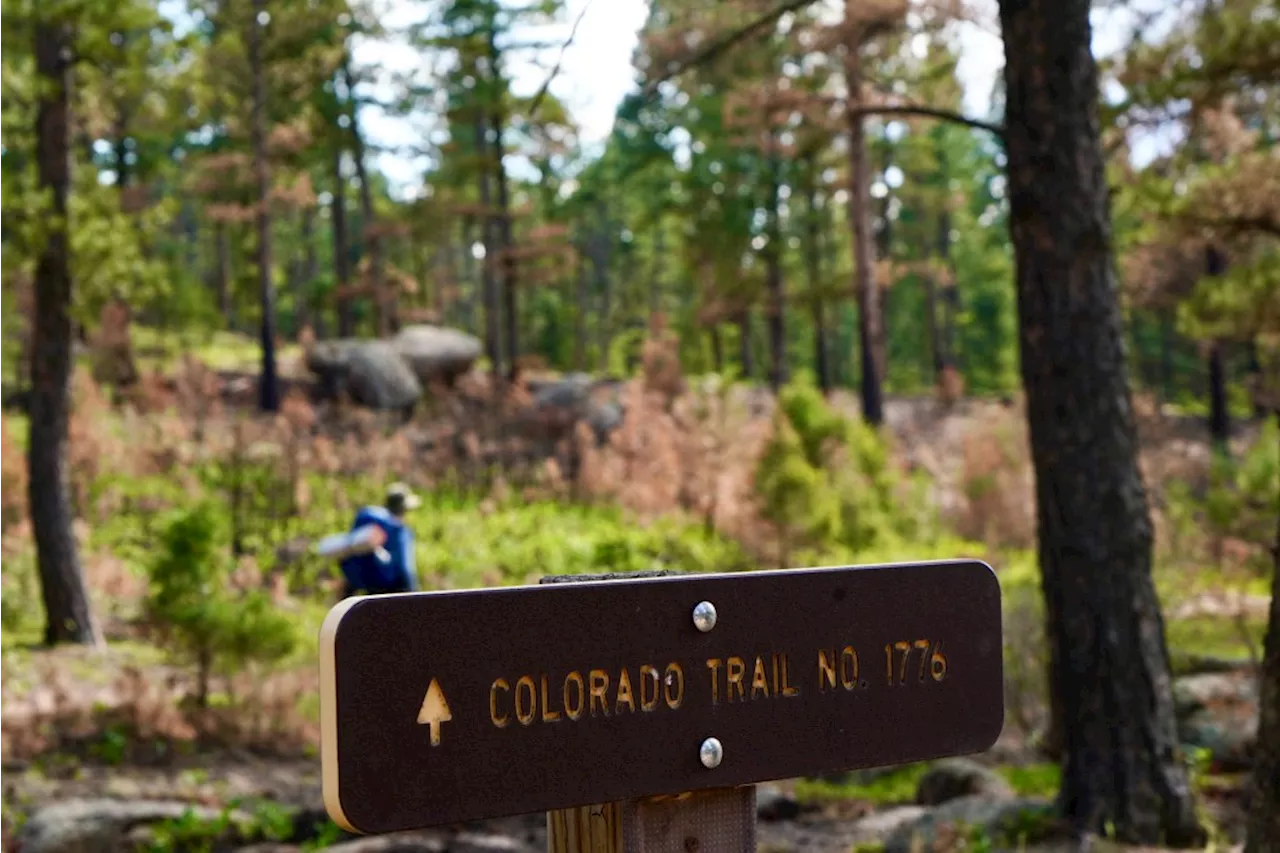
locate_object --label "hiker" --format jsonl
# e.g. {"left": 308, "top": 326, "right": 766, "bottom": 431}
{"left": 333, "top": 482, "right": 421, "bottom": 598}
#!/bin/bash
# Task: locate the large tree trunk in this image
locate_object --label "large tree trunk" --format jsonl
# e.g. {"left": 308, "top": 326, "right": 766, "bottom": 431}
{"left": 737, "top": 311, "right": 754, "bottom": 379}
{"left": 765, "top": 149, "right": 786, "bottom": 392}
{"left": 843, "top": 40, "right": 884, "bottom": 425}
{"left": 998, "top": 0, "right": 1204, "bottom": 844}
{"left": 1244, "top": 513, "right": 1280, "bottom": 853}
{"left": 332, "top": 147, "right": 353, "bottom": 337}
{"left": 249, "top": 0, "right": 279, "bottom": 412}
{"left": 30, "top": 21, "right": 101, "bottom": 647}
{"left": 342, "top": 59, "right": 390, "bottom": 337}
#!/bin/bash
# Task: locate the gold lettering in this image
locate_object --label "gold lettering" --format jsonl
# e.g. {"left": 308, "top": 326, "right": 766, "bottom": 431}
{"left": 727, "top": 656, "right": 746, "bottom": 702}
{"left": 705, "top": 658, "right": 723, "bottom": 705}
{"left": 615, "top": 668, "right": 636, "bottom": 713}
{"left": 563, "top": 672, "right": 585, "bottom": 720}
{"left": 639, "top": 665, "right": 660, "bottom": 711}
{"left": 515, "top": 675, "right": 537, "bottom": 725}
{"left": 781, "top": 653, "right": 799, "bottom": 697}
{"left": 772, "top": 654, "right": 780, "bottom": 695}
{"left": 589, "top": 669, "right": 611, "bottom": 717}
{"left": 490, "top": 678, "right": 510, "bottom": 728}
{"left": 751, "top": 656, "right": 770, "bottom": 699}
{"left": 840, "top": 646, "right": 859, "bottom": 691}
{"left": 664, "top": 662, "right": 685, "bottom": 709}
{"left": 541, "top": 675, "right": 561, "bottom": 722}
{"left": 818, "top": 649, "right": 837, "bottom": 692}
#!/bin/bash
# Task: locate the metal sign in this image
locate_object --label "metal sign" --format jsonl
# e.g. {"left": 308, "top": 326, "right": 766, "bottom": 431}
{"left": 320, "top": 559, "right": 1004, "bottom": 835}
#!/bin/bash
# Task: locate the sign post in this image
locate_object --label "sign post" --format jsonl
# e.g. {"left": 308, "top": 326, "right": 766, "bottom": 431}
{"left": 319, "top": 559, "right": 1005, "bottom": 850}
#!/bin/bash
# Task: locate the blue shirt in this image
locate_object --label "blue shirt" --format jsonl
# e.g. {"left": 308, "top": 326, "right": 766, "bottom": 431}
{"left": 339, "top": 506, "right": 418, "bottom": 593}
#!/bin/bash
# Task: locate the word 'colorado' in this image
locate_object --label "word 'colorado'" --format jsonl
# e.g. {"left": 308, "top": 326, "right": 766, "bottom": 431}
{"left": 487, "top": 645, "right": 902, "bottom": 729}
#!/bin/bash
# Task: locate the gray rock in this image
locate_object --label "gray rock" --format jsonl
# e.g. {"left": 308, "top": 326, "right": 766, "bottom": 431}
{"left": 345, "top": 341, "right": 422, "bottom": 410}
{"left": 326, "top": 834, "right": 447, "bottom": 853}
{"left": 18, "top": 798, "right": 247, "bottom": 853}
{"left": 884, "top": 796, "right": 1055, "bottom": 853}
{"left": 757, "top": 784, "right": 803, "bottom": 821}
{"left": 1174, "top": 671, "right": 1260, "bottom": 770}
{"left": 847, "top": 806, "right": 929, "bottom": 842}
{"left": 391, "top": 325, "right": 481, "bottom": 386}
{"left": 915, "top": 758, "right": 1014, "bottom": 806}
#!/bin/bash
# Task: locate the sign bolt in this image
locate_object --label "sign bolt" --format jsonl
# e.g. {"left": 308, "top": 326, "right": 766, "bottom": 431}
{"left": 699, "top": 737, "right": 724, "bottom": 769}
{"left": 692, "top": 601, "right": 717, "bottom": 632}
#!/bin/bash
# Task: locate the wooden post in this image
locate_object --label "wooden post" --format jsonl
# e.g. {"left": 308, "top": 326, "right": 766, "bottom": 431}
{"left": 541, "top": 572, "right": 758, "bottom": 853}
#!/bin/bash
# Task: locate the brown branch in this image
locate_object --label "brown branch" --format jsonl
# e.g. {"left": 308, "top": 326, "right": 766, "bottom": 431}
{"left": 639, "top": 0, "right": 824, "bottom": 99}
{"left": 528, "top": 0, "right": 594, "bottom": 120}
{"left": 847, "top": 104, "right": 1005, "bottom": 138}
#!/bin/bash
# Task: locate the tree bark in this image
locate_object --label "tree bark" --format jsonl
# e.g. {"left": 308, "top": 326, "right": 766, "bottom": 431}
{"left": 1207, "top": 342, "right": 1230, "bottom": 449}
{"left": 342, "top": 58, "right": 391, "bottom": 336}
{"left": 709, "top": 323, "right": 724, "bottom": 374}
{"left": 215, "top": 222, "right": 232, "bottom": 328}
{"left": 1244, "top": 512, "right": 1280, "bottom": 853}
{"left": 332, "top": 147, "right": 353, "bottom": 337}
{"left": 294, "top": 208, "right": 316, "bottom": 335}
{"left": 249, "top": 0, "right": 279, "bottom": 412}
{"left": 492, "top": 110, "right": 518, "bottom": 382}
{"left": 473, "top": 112, "right": 502, "bottom": 378}
{"left": 765, "top": 149, "right": 786, "bottom": 392}
{"left": 737, "top": 310, "right": 754, "bottom": 379}
{"left": 1205, "top": 245, "right": 1230, "bottom": 449}
{"left": 998, "top": 0, "right": 1204, "bottom": 844}
{"left": 843, "top": 39, "right": 884, "bottom": 425}
{"left": 30, "top": 21, "right": 101, "bottom": 647}
{"left": 804, "top": 166, "right": 831, "bottom": 394}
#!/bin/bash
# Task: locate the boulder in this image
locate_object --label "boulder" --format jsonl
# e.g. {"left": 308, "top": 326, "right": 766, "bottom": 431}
{"left": 756, "top": 784, "right": 803, "bottom": 821}
{"left": 345, "top": 341, "right": 423, "bottom": 411}
{"left": 391, "top": 326, "right": 482, "bottom": 386}
{"left": 915, "top": 758, "right": 1014, "bottom": 806}
{"left": 884, "top": 796, "right": 1055, "bottom": 853}
{"left": 18, "top": 798, "right": 249, "bottom": 853}
{"left": 1174, "top": 670, "right": 1260, "bottom": 770}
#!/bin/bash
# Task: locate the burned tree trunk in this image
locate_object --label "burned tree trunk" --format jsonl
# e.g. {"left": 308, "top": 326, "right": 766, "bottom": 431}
{"left": 30, "top": 20, "right": 101, "bottom": 647}
{"left": 998, "top": 0, "right": 1204, "bottom": 844}
{"left": 765, "top": 149, "right": 786, "bottom": 391}
{"left": 332, "top": 147, "right": 354, "bottom": 337}
{"left": 1244, "top": 513, "right": 1280, "bottom": 853}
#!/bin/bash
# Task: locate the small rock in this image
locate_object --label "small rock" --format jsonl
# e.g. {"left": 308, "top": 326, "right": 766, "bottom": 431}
{"left": 326, "top": 834, "right": 446, "bottom": 853}
{"left": 756, "top": 784, "right": 803, "bottom": 821}
{"left": 885, "top": 796, "right": 1054, "bottom": 853}
{"left": 915, "top": 758, "right": 1014, "bottom": 806}
{"left": 847, "top": 806, "right": 929, "bottom": 842}
{"left": 450, "top": 831, "right": 539, "bottom": 853}
{"left": 19, "top": 798, "right": 248, "bottom": 853}
{"left": 1174, "top": 671, "right": 1260, "bottom": 770}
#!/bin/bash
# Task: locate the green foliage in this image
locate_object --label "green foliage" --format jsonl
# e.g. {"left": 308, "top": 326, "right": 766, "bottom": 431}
{"left": 144, "top": 504, "right": 296, "bottom": 705}
{"left": 755, "top": 381, "right": 938, "bottom": 563}
{"left": 794, "top": 762, "right": 931, "bottom": 805}
{"left": 997, "top": 763, "right": 1060, "bottom": 798}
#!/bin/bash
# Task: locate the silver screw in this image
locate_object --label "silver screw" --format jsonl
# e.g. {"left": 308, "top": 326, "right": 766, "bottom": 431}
{"left": 699, "top": 737, "right": 724, "bottom": 769}
{"left": 692, "top": 600, "right": 717, "bottom": 632}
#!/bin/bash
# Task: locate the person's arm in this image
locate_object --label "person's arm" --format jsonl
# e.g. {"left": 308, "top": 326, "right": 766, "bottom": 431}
{"left": 400, "top": 528, "right": 418, "bottom": 591}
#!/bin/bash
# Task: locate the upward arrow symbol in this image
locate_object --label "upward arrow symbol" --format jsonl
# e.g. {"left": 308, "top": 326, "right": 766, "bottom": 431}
{"left": 416, "top": 678, "right": 453, "bottom": 746}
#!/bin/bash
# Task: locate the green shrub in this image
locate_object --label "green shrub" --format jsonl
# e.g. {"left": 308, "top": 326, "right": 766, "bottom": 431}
{"left": 755, "top": 381, "right": 937, "bottom": 565}
{"left": 144, "top": 503, "right": 296, "bottom": 706}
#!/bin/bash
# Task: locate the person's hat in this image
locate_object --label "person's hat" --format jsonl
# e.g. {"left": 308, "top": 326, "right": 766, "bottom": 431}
{"left": 385, "top": 482, "right": 422, "bottom": 515}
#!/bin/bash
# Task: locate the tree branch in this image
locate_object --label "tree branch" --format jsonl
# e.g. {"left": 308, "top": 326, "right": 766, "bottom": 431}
{"left": 639, "top": 0, "right": 824, "bottom": 100}
{"left": 528, "top": 0, "right": 594, "bottom": 120}
{"left": 847, "top": 104, "right": 1005, "bottom": 139}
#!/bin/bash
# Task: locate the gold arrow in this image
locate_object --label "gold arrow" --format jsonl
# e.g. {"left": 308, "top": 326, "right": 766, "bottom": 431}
{"left": 416, "top": 678, "right": 453, "bottom": 746}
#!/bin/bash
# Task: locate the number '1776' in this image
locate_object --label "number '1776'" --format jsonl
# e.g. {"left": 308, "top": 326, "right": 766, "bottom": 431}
{"left": 885, "top": 640, "right": 947, "bottom": 685}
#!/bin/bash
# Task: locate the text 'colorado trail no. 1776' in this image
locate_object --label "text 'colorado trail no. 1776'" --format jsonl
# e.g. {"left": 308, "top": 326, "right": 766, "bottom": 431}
{"left": 320, "top": 560, "right": 1004, "bottom": 835}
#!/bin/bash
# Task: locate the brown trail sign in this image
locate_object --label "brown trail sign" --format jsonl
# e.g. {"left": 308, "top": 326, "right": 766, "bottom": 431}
{"left": 320, "top": 559, "right": 1004, "bottom": 838}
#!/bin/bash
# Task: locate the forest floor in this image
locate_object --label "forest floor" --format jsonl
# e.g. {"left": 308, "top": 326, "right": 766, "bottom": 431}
{"left": 1, "top": 332, "right": 1274, "bottom": 853}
